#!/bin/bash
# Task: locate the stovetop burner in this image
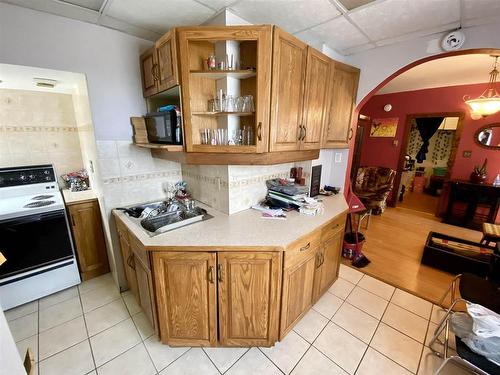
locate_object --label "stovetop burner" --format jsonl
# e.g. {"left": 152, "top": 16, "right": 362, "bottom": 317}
{"left": 32, "top": 195, "right": 55, "bottom": 200}
{"left": 24, "top": 200, "right": 56, "bottom": 208}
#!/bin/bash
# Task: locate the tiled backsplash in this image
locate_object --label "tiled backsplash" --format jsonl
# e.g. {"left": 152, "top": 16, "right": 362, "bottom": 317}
{"left": 0, "top": 89, "right": 83, "bottom": 183}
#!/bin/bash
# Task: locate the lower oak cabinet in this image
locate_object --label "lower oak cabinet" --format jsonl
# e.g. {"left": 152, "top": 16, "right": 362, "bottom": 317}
{"left": 67, "top": 199, "right": 109, "bottom": 281}
{"left": 152, "top": 251, "right": 281, "bottom": 347}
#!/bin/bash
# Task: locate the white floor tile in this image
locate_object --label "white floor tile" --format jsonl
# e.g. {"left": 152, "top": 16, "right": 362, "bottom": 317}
{"left": 328, "top": 278, "right": 356, "bottom": 300}
{"left": 8, "top": 311, "right": 38, "bottom": 342}
{"left": 312, "top": 292, "right": 343, "bottom": 319}
{"left": 226, "top": 347, "right": 282, "bottom": 375}
{"left": 425, "top": 322, "right": 456, "bottom": 351}
{"left": 382, "top": 303, "right": 428, "bottom": 343}
{"left": 370, "top": 324, "right": 423, "bottom": 373}
{"left": 39, "top": 296, "right": 82, "bottom": 332}
{"left": 331, "top": 302, "right": 378, "bottom": 344}
{"left": 418, "top": 347, "right": 466, "bottom": 375}
{"left": 144, "top": 336, "right": 189, "bottom": 372}
{"left": 39, "top": 316, "right": 87, "bottom": 360}
{"left": 356, "top": 348, "right": 412, "bottom": 375}
{"left": 97, "top": 343, "right": 156, "bottom": 375}
{"left": 122, "top": 290, "right": 141, "bottom": 315}
{"left": 203, "top": 347, "right": 248, "bottom": 373}
{"left": 294, "top": 308, "right": 329, "bottom": 343}
{"left": 16, "top": 335, "right": 38, "bottom": 363}
{"left": 260, "top": 330, "right": 310, "bottom": 374}
{"left": 80, "top": 283, "right": 120, "bottom": 313}
{"left": 357, "top": 275, "right": 395, "bottom": 300}
{"left": 338, "top": 264, "right": 364, "bottom": 284}
{"left": 291, "top": 346, "right": 348, "bottom": 375}
{"left": 159, "top": 348, "right": 219, "bottom": 375}
{"left": 431, "top": 305, "right": 447, "bottom": 324}
{"left": 90, "top": 318, "right": 141, "bottom": 367}
{"left": 132, "top": 311, "right": 154, "bottom": 340}
{"left": 5, "top": 300, "right": 38, "bottom": 321}
{"left": 391, "top": 289, "right": 433, "bottom": 319}
{"left": 39, "top": 287, "right": 78, "bottom": 310}
{"left": 39, "top": 340, "right": 94, "bottom": 375}
{"left": 78, "top": 273, "right": 115, "bottom": 295}
{"left": 346, "top": 287, "right": 388, "bottom": 319}
{"left": 314, "top": 322, "right": 367, "bottom": 374}
{"left": 85, "top": 299, "right": 129, "bottom": 336}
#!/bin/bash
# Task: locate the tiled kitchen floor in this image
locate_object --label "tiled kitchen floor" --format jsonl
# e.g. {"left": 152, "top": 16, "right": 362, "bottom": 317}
{"left": 5, "top": 265, "right": 470, "bottom": 375}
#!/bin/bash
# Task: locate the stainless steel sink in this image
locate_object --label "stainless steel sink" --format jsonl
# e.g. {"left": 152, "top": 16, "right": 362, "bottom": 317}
{"left": 140, "top": 206, "right": 208, "bottom": 236}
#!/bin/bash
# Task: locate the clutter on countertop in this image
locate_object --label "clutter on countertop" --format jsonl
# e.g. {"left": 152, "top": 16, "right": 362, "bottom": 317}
{"left": 264, "top": 178, "right": 324, "bottom": 216}
{"left": 61, "top": 169, "right": 89, "bottom": 192}
{"left": 251, "top": 203, "right": 287, "bottom": 220}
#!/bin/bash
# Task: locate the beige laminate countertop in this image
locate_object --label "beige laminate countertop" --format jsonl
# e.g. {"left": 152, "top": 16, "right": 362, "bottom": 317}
{"left": 113, "top": 194, "right": 348, "bottom": 251}
{"left": 62, "top": 189, "right": 97, "bottom": 204}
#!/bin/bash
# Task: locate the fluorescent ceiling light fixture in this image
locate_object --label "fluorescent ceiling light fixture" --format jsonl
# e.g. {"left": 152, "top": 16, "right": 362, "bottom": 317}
{"left": 33, "top": 78, "right": 57, "bottom": 88}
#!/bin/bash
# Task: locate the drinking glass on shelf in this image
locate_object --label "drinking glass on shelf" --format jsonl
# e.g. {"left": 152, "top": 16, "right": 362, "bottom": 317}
{"left": 200, "top": 129, "right": 209, "bottom": 145}
{"left": 242, "top": 95, "right": 255, "bottom": 113}
{"left": 235, "top": 96, "right": 244, "bottom": 112}
{"left": 225, "top": 95, "right": 236, "bottom": 113}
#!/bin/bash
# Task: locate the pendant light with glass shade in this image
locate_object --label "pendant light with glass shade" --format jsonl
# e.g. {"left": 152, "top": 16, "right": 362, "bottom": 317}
{"left": 465, "top": 55, "right": 500, "bottom": 119}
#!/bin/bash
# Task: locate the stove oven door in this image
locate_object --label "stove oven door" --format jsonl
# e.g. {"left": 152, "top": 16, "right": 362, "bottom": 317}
{"left": 0, "top": 210, "right": 75, "bottom": 282}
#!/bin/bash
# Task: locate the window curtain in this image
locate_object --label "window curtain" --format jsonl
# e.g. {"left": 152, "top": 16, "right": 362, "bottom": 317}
{"left": 415, "top": 117, "right": 444, "bottom": 163}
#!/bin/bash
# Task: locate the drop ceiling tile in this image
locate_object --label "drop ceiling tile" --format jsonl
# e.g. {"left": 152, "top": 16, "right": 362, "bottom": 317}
{"left": 462, "top": 0, "right": 500, "bottom": 27}
{"left": 295, "top": 16, "right": 370, "bottom": 52}
{"left": 106, "top": 0, "right": 216, "bottom": 34}
{"left": 231, "top": 0, "right": 340, "bottom": 34}
{"left": 349, "top": 0, "right": 460, "bottom": 42}
{"left": 198, "top": 0, "right": 241, "bottom": 11}
{"left": 62, "top": 0, "right": 104, "bottom": 11}
{"left": 3, "top": 0, "right": 99, "bottom": 23}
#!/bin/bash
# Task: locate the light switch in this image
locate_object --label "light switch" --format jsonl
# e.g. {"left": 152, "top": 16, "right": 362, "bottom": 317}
{"left": 334, "top": 153, "right": 342, "bottom": 163}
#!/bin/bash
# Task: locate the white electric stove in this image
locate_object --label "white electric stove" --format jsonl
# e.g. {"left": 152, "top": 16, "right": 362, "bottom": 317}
{"left": 0, "top": 165, "right": 80, "bottom": 310}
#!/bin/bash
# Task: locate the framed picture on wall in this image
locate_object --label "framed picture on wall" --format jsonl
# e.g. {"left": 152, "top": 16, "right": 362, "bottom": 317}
{"left": 370, "top": 117, "right": 399, "bottom": 137}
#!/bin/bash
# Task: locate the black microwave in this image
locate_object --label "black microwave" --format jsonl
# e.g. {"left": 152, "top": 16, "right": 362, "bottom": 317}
{"left": 145, "top": 108, "right": 182, "bottom": 145}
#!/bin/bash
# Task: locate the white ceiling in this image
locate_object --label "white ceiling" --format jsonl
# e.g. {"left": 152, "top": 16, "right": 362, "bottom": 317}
{"left": 377, "top": 54, "right": 498, "bottom": 94}
{"left": 2, "top": 0, "right": 500, "bottom": 55}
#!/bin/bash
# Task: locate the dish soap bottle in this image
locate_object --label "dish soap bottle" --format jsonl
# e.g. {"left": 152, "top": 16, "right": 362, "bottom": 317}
{"left": 493, "top": 174, "right": 500, "bottom": 187}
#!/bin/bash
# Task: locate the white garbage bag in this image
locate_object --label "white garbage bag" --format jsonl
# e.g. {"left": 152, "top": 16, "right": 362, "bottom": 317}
{"left": 450, "top": 303, "right": 500, "bottom": 366}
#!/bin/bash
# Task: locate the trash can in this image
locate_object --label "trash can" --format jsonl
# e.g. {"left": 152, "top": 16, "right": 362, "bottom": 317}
{"left": 343, "top": 232, "right": 365, "bottom": 260}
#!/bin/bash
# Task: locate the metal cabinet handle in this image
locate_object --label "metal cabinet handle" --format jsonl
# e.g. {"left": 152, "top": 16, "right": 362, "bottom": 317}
{"left": 297, "top": 126, "right": 303, "bottom": 141}
{"left": 320, "top": 252, "right": 325, "bottom": 266}
{"left": 315, "top": 252, "right": 322, "bottom": 268}
{"left": 217, "top": 264, "right": 223, "bottom": 282}
{"left": 127, "top": 254, "right": 136, "bottom": 271}
{"left": 302, "top": 125, "right": 307, "bottom": 141}
{"left": 300, "top": 242, "right": 311, "bottom": 252}
{"left": 70, "top": 214, "right": 75, "bottom": 226}
{"left": 257, "top": 122, "right": 262, "bottom": 141}
{"left": 208, "top": 266, "right": 214, "bottom": 283}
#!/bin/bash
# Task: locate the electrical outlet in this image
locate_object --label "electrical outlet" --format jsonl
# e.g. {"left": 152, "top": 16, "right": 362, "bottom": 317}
{"left": 463, "top": 151, "right": 472, "bottom": 158}
{"left": 335, "top": 153, "right": 342, "bottom": 163}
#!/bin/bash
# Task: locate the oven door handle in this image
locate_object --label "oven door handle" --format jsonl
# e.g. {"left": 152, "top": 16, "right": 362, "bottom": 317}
{"left": 1, "top": 210, "right": 66, "bottom": 226}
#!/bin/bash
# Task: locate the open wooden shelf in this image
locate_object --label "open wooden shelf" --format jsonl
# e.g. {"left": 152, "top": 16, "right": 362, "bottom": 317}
{"left": 134, "top": 143, "right": 184, "bottom": 152}
{"left": 189, "top": 70, "right": 256, "bottom": 79}
{"left": 191, "top": 111, "right": 255, "bottom": 117}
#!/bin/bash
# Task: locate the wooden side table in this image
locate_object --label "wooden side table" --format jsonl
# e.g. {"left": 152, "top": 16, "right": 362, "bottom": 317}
{"left": 481, "top": 223, "right": 500, "bottom": 246}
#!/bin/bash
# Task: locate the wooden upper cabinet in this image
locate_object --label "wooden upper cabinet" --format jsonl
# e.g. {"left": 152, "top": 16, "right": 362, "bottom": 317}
{"left": 68, "top": 199, "right": 109, "bottom": 281}
{"left": 155, "top": 29, "right": 179, "bottom": 92}
{"left": 322, "top": 61, "right": 360, "bottom": 148}
{"left": 153, "top": 252, "right": 217, "bottom": 346}
{"left": 177, "top": 26, "right": 272, "bottom": 154}
{"left": 269, "top": 28, "right": 308, "bottom": 152}
{"left": 140, "top": 47, "right": 158, "bottom": 98}
{"left": 218, "top": 252, "right": 281, "bottom": 346}
{"left": 301, "top": 48, "right": 331, "bottom": 150}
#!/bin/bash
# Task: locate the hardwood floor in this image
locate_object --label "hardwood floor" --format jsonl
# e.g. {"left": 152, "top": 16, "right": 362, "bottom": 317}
{"left": 342, "top": 206, "right": 483, "bottom": 304}
{"left": 398, "top": 191, "right": 439, "bottom": 215}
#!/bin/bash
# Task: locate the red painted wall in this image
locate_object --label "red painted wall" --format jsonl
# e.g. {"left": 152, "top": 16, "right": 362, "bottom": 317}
{"left": 359, "top": 83, "right": 500, "bottom": 184}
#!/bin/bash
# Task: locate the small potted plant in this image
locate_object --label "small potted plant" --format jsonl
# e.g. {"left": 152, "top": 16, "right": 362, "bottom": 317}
{"left": 470, "top": 158, "right": 488, "bottom": 184}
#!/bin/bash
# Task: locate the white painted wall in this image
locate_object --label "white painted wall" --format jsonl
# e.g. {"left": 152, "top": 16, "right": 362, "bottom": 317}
{"left": 349, "top": 22, "right": 500, "bottom": 103}
{"left": 0, "top": 306, "right": 25, "bottom": 375}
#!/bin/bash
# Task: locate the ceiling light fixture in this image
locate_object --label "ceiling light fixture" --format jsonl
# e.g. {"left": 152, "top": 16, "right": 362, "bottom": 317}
{"left": 33, "top": 78, "right": 57, "bottom": 88}
{"left": 464, "top": 55, "right": 500, "bottom": 118}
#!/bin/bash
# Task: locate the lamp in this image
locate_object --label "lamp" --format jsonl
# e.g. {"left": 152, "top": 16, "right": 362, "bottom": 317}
{"left": 465, "top": 55, "right": 500, "bottom": 118}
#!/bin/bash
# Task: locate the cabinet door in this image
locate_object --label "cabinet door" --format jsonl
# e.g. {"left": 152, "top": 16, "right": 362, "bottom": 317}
{"left": 116, "top": 221, "right": 139, "bottom": 298}
{"left": 218, "top": 252, "right": 281, "bottom": 346}
{"left": 322, "top": 61, "right": 359, "bottom": 148}
{"left": 68, "top": 200, "right": 109, "bottom": 281}
{"left": 280, "top": 254, "right": 316, "bottom": 338}
{"left": 140, "top": 47, "right": 158, "bottom": 97}
{"left": 156, "top": 30, "right": 178, "bottom": 92}
{"left": 152, "top": 252, "right": 217, "bottom": 346}
{"left": 269, "top": 28, "right": 308, "bottom": 152}
{"left": 301, "top": 48, "right": 330, "bottom": 150}
{"left": 313, "top": 230, "right": 343, "bottom": 302}
{"left": 134, "top": 256, "right": 157, "bottom": 332}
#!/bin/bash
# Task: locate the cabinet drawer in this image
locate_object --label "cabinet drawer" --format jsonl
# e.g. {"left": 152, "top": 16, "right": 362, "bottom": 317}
{"left": 130, "top": 234, "right": 150, "bottom": 270}
{"left": 284, "top": 230, "right": 321, "bottom": 269}
{"left": 321, "top": 214, "right": 346, "bottom": 242}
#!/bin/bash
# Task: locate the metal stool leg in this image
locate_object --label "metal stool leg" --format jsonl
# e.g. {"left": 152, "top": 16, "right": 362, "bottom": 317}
{"left": 435, "top": 356, "right": 491, "bottom": 375}
{"left": 430, "top": 298, "right": 465, "bottom": 358}
{"left": 437, "top": 274, "right": 462, "bottom": 309}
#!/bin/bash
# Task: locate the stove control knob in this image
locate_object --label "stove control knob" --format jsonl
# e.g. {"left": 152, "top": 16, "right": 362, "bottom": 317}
{"left": 43, "top": 170, "right": 50, "bottom": 175}
{"left": 45, "top": 176, "right": 51, "bottom": 181}
{"left": 19, "top": 174, "right": 27, "bottom": 181}
{"left": 29, "top": 174, "right": 35, "bottom": 180}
